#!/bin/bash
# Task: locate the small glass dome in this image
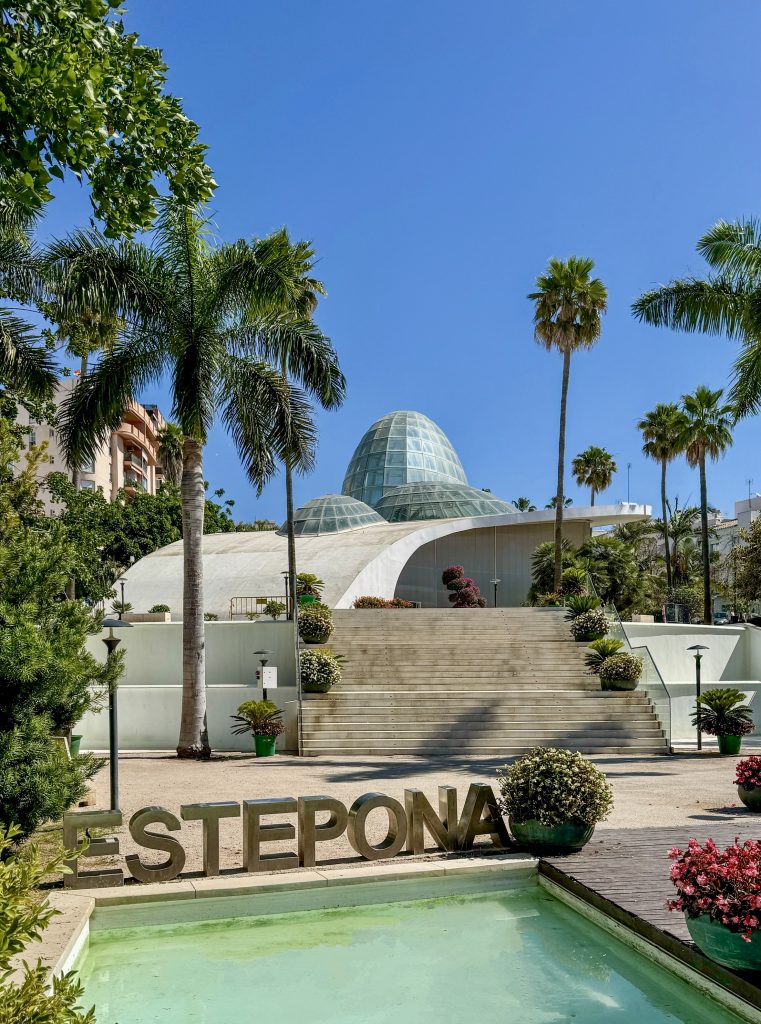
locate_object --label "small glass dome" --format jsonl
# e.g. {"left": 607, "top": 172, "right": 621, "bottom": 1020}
{"left": 278, "top": 494, "right": 385, "bottom": 536}
{"left": 342, "top": 410, "right": 467, "bottom": 508}
{"left": 374, "top": 482, "right": 516, "bottom": 523}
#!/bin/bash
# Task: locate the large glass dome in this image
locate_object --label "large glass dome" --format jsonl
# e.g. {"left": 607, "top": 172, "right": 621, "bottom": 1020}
{"left": 278, "top": 494, "right": 385, "bottom": 536}
{"left": 374, "top": 482, "right": 516, "bottom": 523}
{"left": 342, "top": 410, "right": 467, "bottom": 508}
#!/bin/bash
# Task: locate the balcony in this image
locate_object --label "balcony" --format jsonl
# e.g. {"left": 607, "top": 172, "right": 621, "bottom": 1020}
{"left": 123, "top": 473, "right": 148, "bottom": 493}
{"left": 123, "top": 449, "right": 148, "bottom": 474}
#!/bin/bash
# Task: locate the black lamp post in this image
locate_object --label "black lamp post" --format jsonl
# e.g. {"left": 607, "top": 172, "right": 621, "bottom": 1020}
{"left": 254, "top": 649, "right": 275, "bottom": 700}
{"left": 688, "top": 644, "right": 709, "bottom": 751}
{"left": 281, "top": 570, "right": 291, "bottom": 620}
{"left": 489, "top": 578, "right": 501, "bottom": 608}
{"left": 101, "top": 616, "right": 133, "bottom": 810}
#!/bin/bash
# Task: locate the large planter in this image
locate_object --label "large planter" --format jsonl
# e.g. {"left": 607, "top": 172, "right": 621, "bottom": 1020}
{"left": 302, "top": 679, "right": 333, "bottom": 694}
{"left": 718, "top": 734, "right": 742, "bottom": 756}
{"left": 738, "top": 785, "right": 761, "bottom": 811}
{"left": 685, "top": 914, "right": 761, "bottom": 970}
{"left": 508, "top": 818, "right": 595, "bottom": 853}
{"left": 600, "top": 678, "right": 639, "bottom": 692}
{"left": 254, "top": 735, "right": 277, "bottom": 757}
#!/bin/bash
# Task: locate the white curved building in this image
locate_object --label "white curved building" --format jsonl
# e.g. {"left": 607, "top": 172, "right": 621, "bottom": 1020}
{"left": 123, "top": 410, "right": 650, "bottom": 618}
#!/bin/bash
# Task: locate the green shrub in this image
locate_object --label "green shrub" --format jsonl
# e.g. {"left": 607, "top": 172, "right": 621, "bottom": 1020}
{"left": 230, "top": 700, "right": 284, "bottom": 738}
{"left": 692, "top": 688, "right": 755, "bottom": 737}
{"left": 296, "top": 573, "right": 324, "bottom": 600}
{"left": 298, "top": 605, "right": 334, "bottom": 643}
{"left": 584, "top": 637, "right": 624, "bottom": 674}
{"left": 300, "top": 649, "right": 343, "bottom": 693}
{"left": 564, "top": 594, "right": 601, "bottom": 618}
{"left": 149, "top": 603, "right": 170, "bottom": 613}
{"left": 599, "top": 651, "right": 643, "bottom": 690}
{"left": 537, "top": 591, "right": 563, "bottom": 607}
{"left": 569, "top": 607, "right": 608, "bottom": 642}
{"left": 561, "top": 567, "right": 587, "bottom": 596}
{"left": 263, "top": 600, "right": 286, "bottom": 620}
{"left": 204, "top": 613, "right": 219, "bottom": 621}
{"left": 0, "top": 823, "right": 95, "bottom": 1023}
{"left": 111, "top": 599, "right": 132, "bottom": 615}
{"left": 497, "top": 747, "right": 613, "bottom": 827}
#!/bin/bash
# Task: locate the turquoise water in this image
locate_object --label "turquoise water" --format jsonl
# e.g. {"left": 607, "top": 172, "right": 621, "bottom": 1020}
{"left": 78, "top": 888, "right": 743, "bottom": 1024}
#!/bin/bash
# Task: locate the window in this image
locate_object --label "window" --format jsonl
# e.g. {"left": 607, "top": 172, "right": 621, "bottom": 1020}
{"left": 79, "top": 480, "right": 96, "bottom": 490}
{"left": 79, "top": 456, "right": 95, "bottom": 474}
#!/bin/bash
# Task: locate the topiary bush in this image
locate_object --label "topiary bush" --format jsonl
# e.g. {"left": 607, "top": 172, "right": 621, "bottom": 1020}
{"left": 497, "top": 747, "right": 613, "bottom": 827}
{"left": 569, "top": 607, "right": 608, "bottom": 642}
{"left": 298, "top": 603, "right": 334, "bottom": 643}
{"left": 599, "top": 651, "right": 643, "bottom": 690}
{"left": 442, "top": 565, "right": 486, "bottom": 608}
{"left": 300, "top": 649, "right": 343, "bottom": 693}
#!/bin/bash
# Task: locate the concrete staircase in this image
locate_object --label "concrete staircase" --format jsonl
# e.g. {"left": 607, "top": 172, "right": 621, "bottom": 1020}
{"left": 300, "top": 608, "right": 668, "bottom": 756}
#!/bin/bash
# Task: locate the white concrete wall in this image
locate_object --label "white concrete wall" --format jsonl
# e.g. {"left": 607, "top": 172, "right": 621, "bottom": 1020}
{"left": 623, "top": 622, "right": 761, "bottom": 746}
{"left": 78, "top": 621, "right": 298, "bottom": 752}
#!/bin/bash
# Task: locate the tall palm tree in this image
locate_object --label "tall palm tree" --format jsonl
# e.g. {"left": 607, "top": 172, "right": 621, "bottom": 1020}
{"left": 47, "top": 200, "right": 345, "bottom": 758}
{"left": 679, "top": 386, "right": 734, "bottom": 623}
{"left": 638, "top": 403, "right": 687, "bottom": 593}
{"left": 529, "top": 257, "right": 608, "bottom": 590}
{"left": 157, "top": 422, "right": 184, "bottom": 487}
{"left": 632, "top": 218, "right": 761, "bottom": 418}
{"left": 571, "top": 445, "right": 617, "bottom": 505}
{"left": 512, "top": 496, "right": 537, "bottom": 511}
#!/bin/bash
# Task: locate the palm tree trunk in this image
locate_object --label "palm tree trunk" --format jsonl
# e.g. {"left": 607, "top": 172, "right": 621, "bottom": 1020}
{"left": 285, "top": 458, "right": 297, "bottom": 619}
{"left": 177, "top": 436, "right": 210, "bottom": 758}
{"left": 553, "top": 349, "right": 571, "bottom": 591}
{"left": 699, "top": 451, "right": 712, "bottom": 625}
{"left": 661, "top": 458, "right": 672, "bottom": 594}
{"left": 590, "top": 487, "right": 596, "bottom": 507}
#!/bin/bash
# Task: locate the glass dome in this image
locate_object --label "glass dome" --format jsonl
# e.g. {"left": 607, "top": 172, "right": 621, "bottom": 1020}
{"left": 342, "top": 410, "right": 467, "bottom": 508}
{"left": 374, "top": 482, "right": 516, "bottom": 523}
{"left": 278, "top": 494, "right": 385, "bottom": 536}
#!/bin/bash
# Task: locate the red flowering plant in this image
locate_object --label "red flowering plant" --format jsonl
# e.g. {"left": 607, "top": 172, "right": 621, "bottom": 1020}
{"left": 735, "top": 756, "right": 761, "bottom": 791}
{"left": 667, "top": 837, "right": 761, "bottom": 941}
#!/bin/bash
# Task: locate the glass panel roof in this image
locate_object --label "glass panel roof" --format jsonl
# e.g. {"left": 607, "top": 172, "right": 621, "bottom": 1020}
{"left": 342, "top": 410, "right": 467, "bottom": 508}
{"left": 374, "top": 483, "right": 516, "bottom": 523}
{"left": 278, "top": 494, "right": 385, "bottom": 536}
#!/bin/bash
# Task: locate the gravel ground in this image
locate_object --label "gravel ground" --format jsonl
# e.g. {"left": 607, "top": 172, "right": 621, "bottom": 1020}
{"left": 80, "top": 751, "right": 755, "bottom": 878}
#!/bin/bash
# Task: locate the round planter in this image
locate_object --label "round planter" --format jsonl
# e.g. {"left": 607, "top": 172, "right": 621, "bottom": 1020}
{"left": 600, "top": 677, "right": 639, "bottom": 692}
{"left": 738, "top": 784, "right": 761, "bottom": 811}
{"left": 69, "top": 734, "right": 82, "bottom": 757}
{"left": 508, "top": 818, "right": 595, "bottom": 853}
{"left": 301, "top": 633, "right": 332, "bottom": 645}
{"left": 302, "top": 679, "right": 333, "bottom": 694}
{"left": 685, "top": 914, "right": 761, "bottom": 970}
{"left": 718, "top": 734, "right": 742, "bottom": 756}
{"left": 254, "top": 735, "right": 277, "bottom": 757}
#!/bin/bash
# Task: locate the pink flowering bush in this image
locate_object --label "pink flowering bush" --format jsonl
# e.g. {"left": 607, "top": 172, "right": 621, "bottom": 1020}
{"left": 441, "top": 565, "right": 487, "bottom": 608}
{"left": 736, "top": 756, "right": 761, "bottom": 791}
{"left": 667, "top": 837, "right": 761, "bottom": 941}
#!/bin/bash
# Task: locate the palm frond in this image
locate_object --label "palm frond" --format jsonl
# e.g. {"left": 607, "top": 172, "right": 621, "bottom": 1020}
{"left": 730, "top": 339, "right": 761, "bottom": 419}
{"left": 0, "top": 308, "right": 57, "bottom": 396}
{"left": 632, "top": 276, "right": 750, "bottom": 339}
{"left": 697, "top": 219, "right": 761, "bottom": 282}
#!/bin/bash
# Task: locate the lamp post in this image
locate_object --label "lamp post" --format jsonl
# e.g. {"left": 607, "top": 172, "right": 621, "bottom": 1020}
{"left": 688, "top": 644, "right": 709, "bottom": 751}
{"left": 101, "top": 617, "right": 133, "bottom": 810}
{"left": 254, "top": 649, "right": 275, "bottom": 700}
{"left": 281, "top": 570, "right": 291, "bottom": 620}
{"left": 489, "top": 578, "right": 501, "bottom": 608}
{"left": 118, "top": 577, "right": 127, "bottom": 618}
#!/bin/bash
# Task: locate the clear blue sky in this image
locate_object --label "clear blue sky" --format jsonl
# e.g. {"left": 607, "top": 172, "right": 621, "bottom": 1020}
{"left": 42, "top": 1, "right": 761, "bottom": 522}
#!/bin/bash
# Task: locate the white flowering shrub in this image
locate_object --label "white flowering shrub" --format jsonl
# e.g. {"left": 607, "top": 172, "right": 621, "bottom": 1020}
{"left": 300, "top": 648, "right": 343, "bottom": 692}
{"left": 497, "top": 747, "right": 613, "bottom": 827}
{"left": 599, "top": 652, "right": 643, "bottom": 688}
{"left": 298, "top": 604, "right": 334, "bottom": 643}
{"left": 569, "top": 607, "right": 608, "bottom": 642}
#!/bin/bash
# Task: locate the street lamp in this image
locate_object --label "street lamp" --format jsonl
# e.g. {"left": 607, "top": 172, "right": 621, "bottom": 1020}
{"left": 688, "top": 644, "right": 709, "bottom": 751}
{"left": 101, "top": 616, "right": 133, "bottom": 810}
{"left": 281, "top": 570, "right": 291, "bottom": 620}
{"left": 489, "top": 578, "right": 501, "bottom": 608}
{"left": 254, "top": 649, "right": 276, "bottom": 700}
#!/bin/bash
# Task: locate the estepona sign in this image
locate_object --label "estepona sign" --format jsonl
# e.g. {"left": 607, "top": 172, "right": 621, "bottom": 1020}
{"left": 63, "top": 783, "right": 510, "bottom": 888}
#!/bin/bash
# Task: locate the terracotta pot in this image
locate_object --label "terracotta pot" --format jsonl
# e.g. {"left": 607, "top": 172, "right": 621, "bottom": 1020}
{"left": 508, "top": 818, "right": 594, "bottom": 853}
{"left": 685, "top": 914, "right": 761, "bottom": 970}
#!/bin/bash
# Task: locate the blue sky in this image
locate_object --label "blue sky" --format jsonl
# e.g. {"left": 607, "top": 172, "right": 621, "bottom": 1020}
{"left": 42, "top": 1, "right": 761, "bottom": 522}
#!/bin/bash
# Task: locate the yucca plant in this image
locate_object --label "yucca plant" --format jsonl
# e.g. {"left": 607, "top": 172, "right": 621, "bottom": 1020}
{"left": 584, "top": 637, "right": 624, "bottom": 674}
{"left": 564, "top": 594, "right": 601, "bottom": 619}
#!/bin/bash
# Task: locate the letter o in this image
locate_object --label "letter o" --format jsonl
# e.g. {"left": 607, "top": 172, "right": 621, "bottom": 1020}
{"left": 347, "top": 793, "right": 408, "bottom": 860}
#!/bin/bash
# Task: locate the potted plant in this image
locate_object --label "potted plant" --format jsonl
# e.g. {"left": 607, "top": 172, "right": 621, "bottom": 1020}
{"left": 230, "top": 699, "right": 284, "bottom": 757}
{"left": 584, "top": 637, "right": 623, "bottom": 674}
{"left": 568, "top": 607, "right": 608, "bottom": 642}
{"left": 560, "top": 567, "right": 587, "bottom": 596}
{"left": 497, "top": 747, "right": 613, "bottom": 853}
{"left": 300, "top": 648, "right": 343, "bottom": 693}
{"left": 691, "top": 688, "right": 754, "bottom": 755}
{"left": 263, "top": 599, "right": 286, "bottom": 621}
{"left": 598, "top": 651, "right": 643, "bottom": 691}
{"left": 668, "top": 837, "right": 761, "bottom": 970}
{"left": 296, "top": 573, "right": 324, "bottom": 604}
{"left": 298, "top": 603, "right": 334, "bottom": 644}
{"left": 736, "top": 755, "right": 761, "bottom": 811}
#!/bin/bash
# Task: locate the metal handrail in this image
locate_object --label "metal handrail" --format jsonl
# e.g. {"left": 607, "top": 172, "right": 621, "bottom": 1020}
{"left": 229, "top": 595, "right": 288, "bottom": 620}
{"left": 584, "top": 574, "right": 672, "bottom": 750}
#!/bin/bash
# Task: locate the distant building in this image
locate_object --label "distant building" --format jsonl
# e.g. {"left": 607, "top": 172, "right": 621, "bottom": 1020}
{"left": 15, "top": 378, "right": 167, "bottom": 513}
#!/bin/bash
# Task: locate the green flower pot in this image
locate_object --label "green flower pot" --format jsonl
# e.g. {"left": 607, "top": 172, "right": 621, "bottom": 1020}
{"left": 600, "top": 678, "right": 639, "bottom": 691}
{"left": 301, "top": 633, "right": 331, "bottom": 644}
{"left": 718, "top": 734, "right": 742, "bottom": 756}
{"left": 69, "top": 734, "right": 82, "bottom": 757}
{"left": 302, "top": 679, "right": 333, "bottom": 693}
{"left": 685, "top": 914, "right": 761, "bottom": 970}
{"left": 254, "top": 735, "right": 277, "bottom": 757}
{"left": 738, "top": 784, "right": 761, "bottom": 811}
{"left": 508, "top": 818, "right": 595, "bottom": 853}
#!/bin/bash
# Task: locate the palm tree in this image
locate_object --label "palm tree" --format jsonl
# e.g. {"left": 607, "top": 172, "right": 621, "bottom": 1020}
{"left": 679, "top": 386, "right": 734, "bottom": 624}
{"left": 157, "top": 422, "right": 184, "bottom": 487}
{"left": 545, "top": 495, "right": 573, "bottom": 509}
{"left": 47, "top": 200, "right": 345, "bottom": 758}
{"left": 512, "top": 496, "right": 537, "bottom": 511}
{"left": 632, "top": 218, "right": 761, "bottom": 418}
{"left": 571, "top": 445, "right": 617, "bottom": 505}
{"left": 529, "top": 257, "right": 608, "bottom": 590}
{"left": 655, "top": 499, "right": 701, "bottom": 586}
{"left": 638, "top": 403, "right": 687, "bottom": 593}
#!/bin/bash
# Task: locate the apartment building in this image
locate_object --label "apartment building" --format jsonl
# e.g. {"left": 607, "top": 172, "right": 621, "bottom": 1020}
{"left": 16, "top": 378, "right": 167, "bottom": 513}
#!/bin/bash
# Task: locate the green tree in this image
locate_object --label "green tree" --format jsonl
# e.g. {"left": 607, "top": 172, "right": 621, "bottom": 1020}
{"left": 545, "top": 495, "right": 572, "bottom": 509}
{"left": 0, "top": 0, "right": 215, "bottom": 235}
{"left": 49, "top": 200, "right": 344, "bottom": 757}
{"left": 529, "top": 539, "right": 579, "bottom": 600}
{"left": 529, "top": 257, "right": 608, "bottom": 590}
{"left": 679, "top": 386, "right": 734, "bottom": 624}
{"left": 638, "top": 403, "right": 688, "bottom": 593}
{"left": 571, "top": 445, "right": 617, "bottom": 505}
{"left": 157, "top": 422, "right": 184, "bottom": 486}
{"left": 732, "top": 518, "right": 761, "bottom": 605}
{"left": 578, "top": 534, "right": 651, "bottom": 612}
{"left": 512, "top": 496, "right": 537, "bottom": 511}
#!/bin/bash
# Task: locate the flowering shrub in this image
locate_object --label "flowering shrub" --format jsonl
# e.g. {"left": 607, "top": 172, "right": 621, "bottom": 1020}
{"left": 352, "top": 596, "right": 414, "bottom": 608}
{"left": 736, "top": 756, "right": 761, "bottom": 791}
{"left": 599, "top": 652, "right": 642, "bottom": 683}
{"left": 584, "top": 637, "right": 624, "bottom": 674}
{"left": 300, "top": 648, "right": 343, "bottom": 692}
{"left": 442, "top": 565, "right": 486, "bottom": 608}
{"left": 441, "top": 565, "right": 464, "bottom": 587}
{"left": 569, "top": 607, "right": 608, "bottom": 641}
{"left": 230, "top": 700, "right": 284, "bottom": 738}
{"left": 692, "top": 688, "right": 754, "bottom": 737}
{"left": 667, "top": 838, "right": 761, "bottom": 941}
{"left": 298, "top": 604, "right": 334, "bottom": 643}
{"left": 497, "top": 747, "right": 613, "bottom": 827}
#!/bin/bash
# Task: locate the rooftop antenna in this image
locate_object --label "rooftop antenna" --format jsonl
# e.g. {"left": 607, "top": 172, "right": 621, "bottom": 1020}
{"left": 627, "top": 463, "right": 632, "bottom": 503}
{"left": 748, "top": 478, "right": 754, "bottom": 503}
